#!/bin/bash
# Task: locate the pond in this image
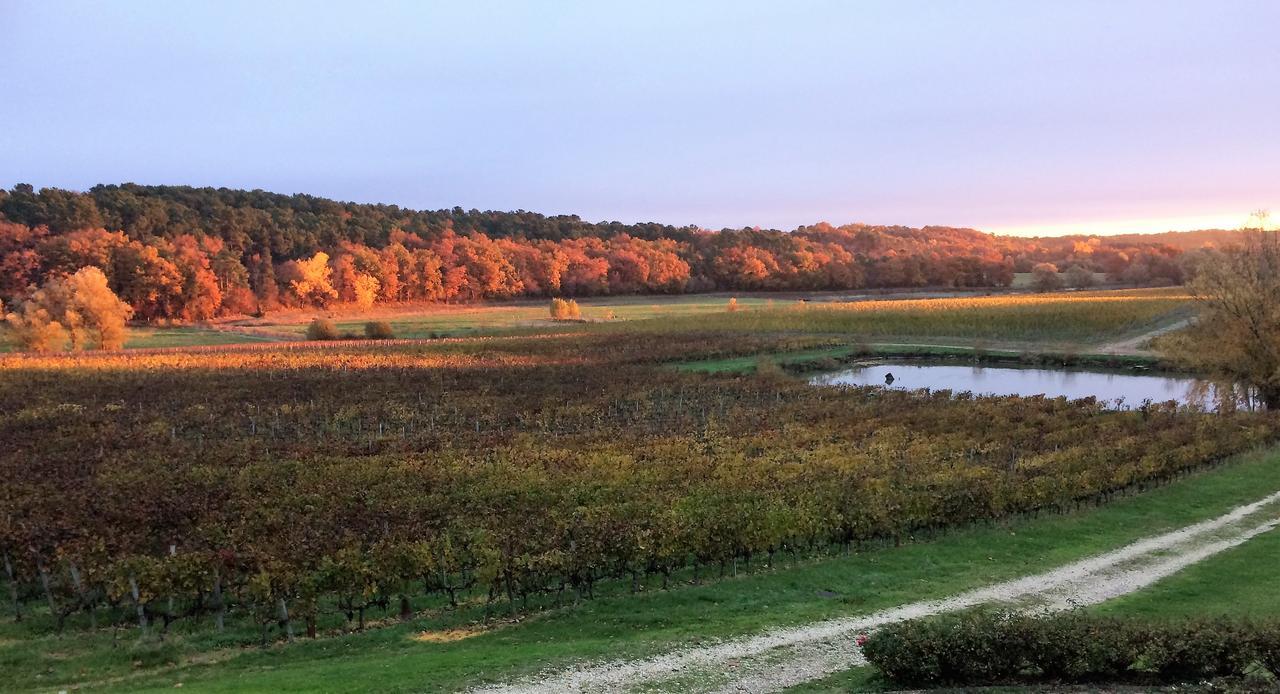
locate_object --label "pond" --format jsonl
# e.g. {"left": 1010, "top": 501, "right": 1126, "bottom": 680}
{"left": 808, "top": 361, "right": 1255, "bottom": 411}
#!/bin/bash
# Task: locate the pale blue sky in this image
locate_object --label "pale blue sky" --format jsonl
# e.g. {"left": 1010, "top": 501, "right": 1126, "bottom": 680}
{"left": 2, "top": 1, "right": 1277, "bottom": 234}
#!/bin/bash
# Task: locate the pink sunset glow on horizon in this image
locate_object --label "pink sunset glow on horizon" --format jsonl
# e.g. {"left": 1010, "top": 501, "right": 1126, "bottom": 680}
{"left": 2, "top": 1, "right": 1276, "bottom": 235}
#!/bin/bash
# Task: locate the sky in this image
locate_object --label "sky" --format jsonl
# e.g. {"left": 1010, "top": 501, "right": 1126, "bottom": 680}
{"left": 1, "top": 1, "right": 1278, "bottom": 236}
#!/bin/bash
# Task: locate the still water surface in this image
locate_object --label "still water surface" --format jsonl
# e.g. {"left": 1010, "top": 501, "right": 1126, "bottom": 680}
{"left": 809, "top": 362, "right": 1250, "bottom": 411}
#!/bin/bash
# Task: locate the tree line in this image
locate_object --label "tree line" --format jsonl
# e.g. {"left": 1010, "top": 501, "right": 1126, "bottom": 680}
{"left": 1, "top": 183, "right": 1199, "bottom": 321}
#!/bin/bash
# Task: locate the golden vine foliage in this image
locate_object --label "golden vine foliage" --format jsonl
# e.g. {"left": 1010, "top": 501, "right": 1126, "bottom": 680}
{"left": 0, "top": 332, "right": 1271, "bottom": 639}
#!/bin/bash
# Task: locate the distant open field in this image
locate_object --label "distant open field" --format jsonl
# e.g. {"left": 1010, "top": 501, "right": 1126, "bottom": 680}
{"left": 0, "top": 286, "right": 1194, "bottom": 354}
{"left": 604, "top": 287, "right": 1193, "bottom": 346}
{"left": 1009, "top": 270, "right": 1110, "bottom": 289}
{"left": 223, "top": 293, "right": 783, "bottom": 341}
{"left": 230, "top": 287, "right": 1191, "bottom": 346}
{"left": 0, "top": 294, "right": 782, "bottom": 352}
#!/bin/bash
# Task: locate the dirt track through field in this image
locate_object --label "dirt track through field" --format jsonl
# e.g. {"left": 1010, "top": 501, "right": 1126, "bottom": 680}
{"left": 474, "top": 490, "right": 1280, "bottom": 693}
{"left": 1097, "top": 317, "right": 1192, "bottom": 355}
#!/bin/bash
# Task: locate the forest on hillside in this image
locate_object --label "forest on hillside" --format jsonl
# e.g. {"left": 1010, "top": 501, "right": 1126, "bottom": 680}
{"left": 0, "top": 183, "right": 1211, "bottom": 321}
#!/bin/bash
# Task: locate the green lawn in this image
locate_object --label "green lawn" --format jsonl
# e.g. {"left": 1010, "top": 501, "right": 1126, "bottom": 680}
{"left": 1094, "top": 524, "right": 1280, "bottom": 619}
{"left": 8, "top": 446, "right": 1280, "bottom": 693}
{"left": 118, "top": 326, "right": 278, "bottom": 348}
{"left": 790, "top": 462, "right": 1280, "bottom": 694}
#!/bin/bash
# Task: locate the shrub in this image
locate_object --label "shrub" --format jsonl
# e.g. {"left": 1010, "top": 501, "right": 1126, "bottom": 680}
{"left": 1031, "top": 262, "right": 1063, "bottom": 292}
{"left": 1255, "top": 625, "right": 1280, "bottom": 675}
{"left": 1064, "top": 264, "right": 1097, "bottom": 289}
{"left": 550, "top": 298, "right": 581, "bottom": 320}
{"left": 1140, "top": 618, "right": 1256, "bottom": 681}
{"left": 306, "top": 318, "right": 340, "bottom": 341}
{"left": 726, "top": 297, "right": 740, "bottom": 312}
{"left": 364, "top": 321, "right": 395, "bottom": 339}
{"left": 862, "top": 611, "right": 1280, "bottom": 688}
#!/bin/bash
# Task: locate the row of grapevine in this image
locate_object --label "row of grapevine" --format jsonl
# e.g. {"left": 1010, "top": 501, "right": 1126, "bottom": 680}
{"left": 1, "top": 334, "right": 1271, "bottom": 641}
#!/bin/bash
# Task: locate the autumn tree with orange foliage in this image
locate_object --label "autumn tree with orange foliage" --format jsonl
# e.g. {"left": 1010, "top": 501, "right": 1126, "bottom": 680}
{"left": 0, "top": 183, "right": 1218, "bottom": 324}
{"left": 4, "top": 266, "right": 131, "bottom": 351}
{"left": 171, "top": 235, "right": 223, "bottom": 320}
{"left": 352, "top": 273, "right": 380, "bottom": 310}
{"left": 64, "top": 266, "right": 131, "bottom": 348}
{"left": 282, "top": 252, "right": 338, "bottom": 307}
{"left": 550, "top": 297, "right": 581, "bottom": 320}
{"left": 3, "top": 299, "right": 68, "bottom": 352}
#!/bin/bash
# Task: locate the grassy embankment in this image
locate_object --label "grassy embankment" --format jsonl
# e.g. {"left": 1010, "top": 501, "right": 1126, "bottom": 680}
{"left": 7, "top": 444, "right": 1280, "bottom": 693}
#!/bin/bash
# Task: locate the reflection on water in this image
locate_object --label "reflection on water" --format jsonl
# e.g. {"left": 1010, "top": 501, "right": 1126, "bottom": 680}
{"left": 809, "top": 362, "right": 1257, "bottom": 411}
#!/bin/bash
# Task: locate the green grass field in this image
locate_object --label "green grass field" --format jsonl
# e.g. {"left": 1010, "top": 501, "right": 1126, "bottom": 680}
{"left": 3, "top": 287, "right": 1190, "bottom": 354}
{"left": 242, "top": 294, "right": 780, "bottom": 341}
{"left": 606, "top": 288, "right": 1191, "bottom": 344}
{"left": 1095, "top": 523, "right": 1280, "bottom": 619}
{"left": 0, "top": 325, "right": 273, "bottom": 353}
{"left": 7, "top": 446, "right": 1280, "bottom": 693}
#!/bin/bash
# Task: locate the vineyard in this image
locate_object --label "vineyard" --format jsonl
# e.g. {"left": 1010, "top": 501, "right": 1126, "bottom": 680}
{"left": 1, "top": 326, "right": 1271, "bottom": 660}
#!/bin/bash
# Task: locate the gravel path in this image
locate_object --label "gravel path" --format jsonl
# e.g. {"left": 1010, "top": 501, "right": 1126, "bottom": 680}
{"left": 1097, "top": 317, "right": 1192, "bottom": 355}
{"left": 473, "top": 490, "right": 1280, "bottom": 694}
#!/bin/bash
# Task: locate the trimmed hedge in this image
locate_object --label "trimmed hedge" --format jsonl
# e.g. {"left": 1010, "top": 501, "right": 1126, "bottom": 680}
{"left": 862, "top": 611, "right": 1280, "bottom": 687}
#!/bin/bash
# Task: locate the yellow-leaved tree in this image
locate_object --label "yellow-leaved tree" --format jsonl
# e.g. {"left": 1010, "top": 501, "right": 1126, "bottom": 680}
{"left": 3, "top": 266, "right": 132, "bottom": 351}
{"left": 549, "top": 297, "right": 581, "bottom": 319}
{"left": 353, "top": 273, "right": 380, "bottom": 310}
{"left": 287, "top": 252, "right": 338, "bottom": 307}
{"left": 4, "top": 299, "right": 70, "bottom": 352}
{"left": 1164, "top": 211, "right": 1280, "bottom": 409}
{"left": 66, "top": 266, "right": 131, "bottom": 349}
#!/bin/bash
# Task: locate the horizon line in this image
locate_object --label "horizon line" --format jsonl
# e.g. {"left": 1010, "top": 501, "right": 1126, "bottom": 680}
{"left": 1, "top": 180, "right": 1260, "bottom": 239}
